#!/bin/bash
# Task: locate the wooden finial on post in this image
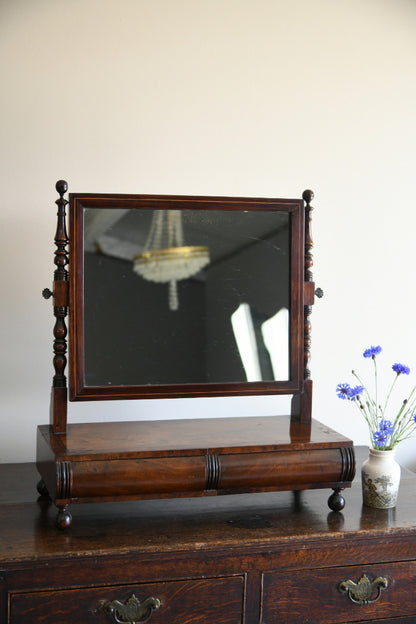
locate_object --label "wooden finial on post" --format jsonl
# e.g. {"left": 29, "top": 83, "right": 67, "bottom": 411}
{"left": 54, "top": 180, "right": 69, "bottom": 281}
{"left": 50, "top": 180, "right": 69, "bottom": 433}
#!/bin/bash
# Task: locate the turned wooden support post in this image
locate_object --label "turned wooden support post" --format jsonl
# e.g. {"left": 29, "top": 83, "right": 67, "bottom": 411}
{"left": 298, "top": 189, "right": 316, "bottom": 423}
{"left": 291, "top": 190, "right": 316, "bottom": 425}
{"left": 50, "top": 180, "right": 69, "bottom": 433}
{"left": 303, "top": 189, "right": 314, "bottom": 381}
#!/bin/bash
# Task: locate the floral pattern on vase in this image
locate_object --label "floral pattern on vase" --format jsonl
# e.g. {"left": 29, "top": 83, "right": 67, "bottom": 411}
{"left": 362, "top": 448, "right": 401, "bottom": 509}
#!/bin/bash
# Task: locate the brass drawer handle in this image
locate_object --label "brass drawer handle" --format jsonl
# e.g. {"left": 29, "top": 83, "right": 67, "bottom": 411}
{"left": 102, "top": 593, "right": 161, "bottom": 623}
{"left": 338, "top": 574, "right": 388, "bottom": 605}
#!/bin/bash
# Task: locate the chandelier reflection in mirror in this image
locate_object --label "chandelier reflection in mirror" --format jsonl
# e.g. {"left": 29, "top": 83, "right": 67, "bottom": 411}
{"left": 133, "top": 210, "right": 210, "bottom": 310}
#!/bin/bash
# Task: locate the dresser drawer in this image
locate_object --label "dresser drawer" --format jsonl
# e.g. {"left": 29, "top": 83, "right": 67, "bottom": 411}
{"left": 10, "top": 575, "right": 244, "bottom": 624}
{"left": 261, "top": 561, "right": 416, "bottom": 624}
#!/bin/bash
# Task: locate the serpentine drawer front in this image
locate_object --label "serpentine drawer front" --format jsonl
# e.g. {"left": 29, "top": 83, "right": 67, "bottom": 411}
{"left": 10, "top": 576, "right": 245, "bottom": 624}
{"left": 261, "top": 561, "right": 416, "bottom": 624}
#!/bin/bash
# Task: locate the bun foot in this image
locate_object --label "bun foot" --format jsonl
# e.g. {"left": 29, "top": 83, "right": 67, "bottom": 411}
{"left": 56, "top": 505, "right": 72, "bottom": 529}
{"left": 328, "top": 488, "right": 345, "bottom": 512}
{"left": 36, "top": 478, "right": 51, "bottom": 499}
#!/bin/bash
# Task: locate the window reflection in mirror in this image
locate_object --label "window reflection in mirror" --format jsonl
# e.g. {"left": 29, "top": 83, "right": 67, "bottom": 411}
{"left": 231, "top": 304, "right": 289, "bottom": 382}
{"left": 83, "top": 208, "right": 290, "bottom": 387}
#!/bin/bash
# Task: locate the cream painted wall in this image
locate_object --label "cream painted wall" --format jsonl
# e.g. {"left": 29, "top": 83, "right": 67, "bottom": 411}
{"left": 1, "top": 0, "right": 416, "bottom": 469}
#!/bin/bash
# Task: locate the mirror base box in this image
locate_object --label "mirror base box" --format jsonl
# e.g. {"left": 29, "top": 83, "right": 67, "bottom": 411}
{"left": 36, "top": 415, "right": 355, "bottom": 526}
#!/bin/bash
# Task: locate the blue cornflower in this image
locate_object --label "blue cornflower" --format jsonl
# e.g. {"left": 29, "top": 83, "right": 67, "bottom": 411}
{"left": 392, "top": 363, "right": 410, "bottom": 375}
{"left": 413, "top": 414, "right": 416, "bottom": 424}
{"left": 373, "top": 430, "right": 388, "bottom": 447}
{"left": 336, "top": 383, "right": 351, "bottom": 399}
{"left": 379, "top": 419, "right": 394, "bottom": 435}
{"left": 348, "top": 385, "right": 364, "bottom": 401}
{"left": 363, "top": 345, "right": 382, "bottom": 358}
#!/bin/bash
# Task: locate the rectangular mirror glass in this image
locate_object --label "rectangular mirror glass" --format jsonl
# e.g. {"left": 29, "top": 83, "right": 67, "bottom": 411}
{"left": 69, "top": 195, "right": 304, "bottom": 400}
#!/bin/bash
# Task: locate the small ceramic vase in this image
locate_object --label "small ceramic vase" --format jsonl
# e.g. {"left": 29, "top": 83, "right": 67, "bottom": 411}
{"left": 362, "top": 448, "right": 401, "bottom": 509}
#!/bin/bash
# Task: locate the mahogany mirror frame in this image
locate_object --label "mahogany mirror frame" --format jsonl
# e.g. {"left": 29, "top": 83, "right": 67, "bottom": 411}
{"left": 69, "top": 193, "right": 306, "bottom": 401}
{"left": 48, "top": 181, "right": 316, "bottom": 434}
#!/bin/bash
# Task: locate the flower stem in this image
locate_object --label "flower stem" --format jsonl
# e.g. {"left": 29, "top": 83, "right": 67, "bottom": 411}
{"left": 381, "top": 373, "right": 400, "bottom": 419}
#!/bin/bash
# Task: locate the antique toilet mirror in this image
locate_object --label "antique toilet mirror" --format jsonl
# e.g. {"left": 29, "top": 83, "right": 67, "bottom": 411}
{"left": 37, "top": 181, "right": 355, "bottom": 528}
